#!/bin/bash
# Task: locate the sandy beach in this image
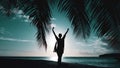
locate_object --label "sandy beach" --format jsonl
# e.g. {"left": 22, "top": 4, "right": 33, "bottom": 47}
{"left": 0, "top": 58, "right": 108, "bottom": 68}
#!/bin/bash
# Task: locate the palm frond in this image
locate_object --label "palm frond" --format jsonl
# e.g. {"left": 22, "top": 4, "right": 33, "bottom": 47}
{"left": 56, "top": 0, "right": 120, "bottom": 48}
{"left": 21, "top": 0, "right": 51, "bottom": 49}
{"left": 102, "top": 0, "right": 120, "bottom": 48}
{"left": 0, "top": 0, "right": 18, "bottom": 16}
{"left": 56, "top": 0, "right": 90, "bottom": 39}
{"left": 84, "top": 0, "right": 120, "bottom": 48}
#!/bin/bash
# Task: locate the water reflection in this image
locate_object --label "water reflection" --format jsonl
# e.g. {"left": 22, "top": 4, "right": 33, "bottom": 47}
{"left": 49, "top": 57, "right": 58, "bottom": 61}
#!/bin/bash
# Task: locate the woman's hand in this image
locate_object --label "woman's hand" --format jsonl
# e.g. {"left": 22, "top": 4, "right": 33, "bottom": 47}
{"left": 52, "top": 27, "right": 54, "bottom": 30}
{"left": 67, "top": 28, "right": 69, "bottom": 31}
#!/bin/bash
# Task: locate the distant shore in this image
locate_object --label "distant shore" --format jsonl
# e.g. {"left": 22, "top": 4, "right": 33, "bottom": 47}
{"left": 0, "top": 57, "right": 107, "bottom": 68}
{"left": 99, "top": 53, "right": 120, "bottom": 59}
{"left": 99, "top": 53, "right": 120, "bottom": 58}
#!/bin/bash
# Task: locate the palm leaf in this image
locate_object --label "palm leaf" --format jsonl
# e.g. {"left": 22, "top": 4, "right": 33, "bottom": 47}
{"left": 21, "top": 0, "right": 51, "bottom": 49}
{"left": 0, "top": 0, "right": 18, "bottom": 16}
{"left": 56, "top": 0, "right": 90, "bottom": 39}
{"left": 84, "top": 0, "right": 120, "bottom": 48}
{"left": 55, "top": 0, "right": 120, "bottom": 49}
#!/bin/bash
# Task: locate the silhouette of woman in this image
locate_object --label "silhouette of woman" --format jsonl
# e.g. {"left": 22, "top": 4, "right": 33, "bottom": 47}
{"left": 52, "top": 27, "right": 69, "bottom": 64}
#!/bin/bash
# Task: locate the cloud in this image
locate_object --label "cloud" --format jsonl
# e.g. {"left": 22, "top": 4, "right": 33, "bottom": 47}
{"left": 12, "top": 8, "right": 24, "bottom": 15}
{"left": 23, "top": 15, "right": 29, "bottom": 19}
{"left": 0, "top": 37, "right": 35, "bottom": 43}
{"left": 0, "top": 27, "right": 12, "bottom": 35}
{"left": 17, "top": 10, "right": 24, "bottom": 15}
{"left": 50, "top": 23, "right": 56, "bottom": 28}
{"left": 12, "top": 8, "right": 32, "bottom": 23}
{"left": 24, "top": 19, "right": 31, "bottom": 23}
{"left": 0, "top": 27, "right": 5, "bottom": 34}
{"left": 51, "top": 18, "right": 56, "bottom": 21}
{"left": 75, "top": 36, "right": 111, "bottom": 55}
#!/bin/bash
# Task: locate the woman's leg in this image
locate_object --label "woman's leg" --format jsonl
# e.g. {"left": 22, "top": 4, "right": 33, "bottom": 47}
{"left": 57, "top": 52, "right": 63, "bottom": 64}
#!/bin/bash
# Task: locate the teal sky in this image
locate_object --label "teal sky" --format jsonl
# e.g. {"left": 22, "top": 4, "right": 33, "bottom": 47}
{"left": 0, "top": 6, "right": 115, "bottom": 57}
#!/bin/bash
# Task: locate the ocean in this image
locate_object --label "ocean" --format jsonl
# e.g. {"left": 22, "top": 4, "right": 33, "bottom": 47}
{"left": 1, "top": 57, "right": 120, "bottom": 68}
